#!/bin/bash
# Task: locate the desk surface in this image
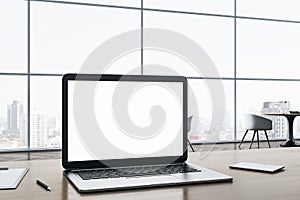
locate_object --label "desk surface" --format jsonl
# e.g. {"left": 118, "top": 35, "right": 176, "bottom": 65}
{"left": 1, "top": 148, "right": 300, "bottom": 200}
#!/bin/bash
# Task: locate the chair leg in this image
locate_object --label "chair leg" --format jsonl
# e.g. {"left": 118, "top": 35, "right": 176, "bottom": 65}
{"left": 239, "top": 130, "right": 248, "bottom": 149}
{"left": 257, "top": 130, "right": 260, "bottom": 149}
{"left": 188, "top": 139, "right": 195, "bottom": 152}
{"left": 264, "top": 130, "right": 271, "bottom": 148}
{"left": 250, "top": 130, "right": 257, "bottom": 149}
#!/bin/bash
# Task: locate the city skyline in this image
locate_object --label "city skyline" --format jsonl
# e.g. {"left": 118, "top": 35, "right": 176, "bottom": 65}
{"left": 0, "top": 100, "right": 61, "bottom": 149}
{"left": 1, "top": 97, "right": 300, "bottom": 148}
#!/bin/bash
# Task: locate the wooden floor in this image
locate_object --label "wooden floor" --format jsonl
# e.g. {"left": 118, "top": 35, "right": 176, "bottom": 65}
{"left": 0, "top": 140, "right": 298, "bottom": 162}
{"left": 190, "top": 140, "right": 287, "bottom": 152}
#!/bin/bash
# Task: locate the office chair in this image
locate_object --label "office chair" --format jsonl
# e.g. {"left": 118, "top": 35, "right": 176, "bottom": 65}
{"left": 239, "top": 114, "right": 272, "bottom": 149}
{"left": 187, "top": 116, "right": 195, "bottom": 152}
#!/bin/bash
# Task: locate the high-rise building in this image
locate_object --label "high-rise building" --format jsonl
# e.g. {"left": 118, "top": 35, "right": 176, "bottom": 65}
{"left": 47, "top": 116, "right": 61, "bottom": 147}
{"left": 261, "top": 101, "right": 288, "bottom": 139}
{"left": 31, "top": 113, "right": 48, "bottom": 147}
{"left": 20, "top": 113, "right": 27, "bottom": 147}
{"left": 7, "top": 101, "right": 24, "bottom": 133}
{"left": 5, "top": 101, "right": 27, "bottom": 147}
{"left": 48, "top": 117, "right": 60, "bottom": 136}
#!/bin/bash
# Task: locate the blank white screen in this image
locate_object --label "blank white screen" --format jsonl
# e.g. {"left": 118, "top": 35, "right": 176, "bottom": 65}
{"left": 68, "top": 80, "right": 183, "bottom": 162}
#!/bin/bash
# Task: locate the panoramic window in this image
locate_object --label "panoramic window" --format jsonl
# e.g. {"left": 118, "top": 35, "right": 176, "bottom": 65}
{"left": 1, "top": 0, "right": 300, "bottom": 151}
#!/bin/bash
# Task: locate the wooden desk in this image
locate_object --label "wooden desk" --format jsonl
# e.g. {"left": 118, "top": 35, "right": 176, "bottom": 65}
{"left": 264, "top": 113, "right": 300, "bottom": 147}
{"left": 1, "top": 148, "right": 300, "bottom": 200}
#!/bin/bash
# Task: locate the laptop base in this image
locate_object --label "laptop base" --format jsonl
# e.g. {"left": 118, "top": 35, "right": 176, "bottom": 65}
{"left": 64, "top": 163, "right": 232, "bottom": 193}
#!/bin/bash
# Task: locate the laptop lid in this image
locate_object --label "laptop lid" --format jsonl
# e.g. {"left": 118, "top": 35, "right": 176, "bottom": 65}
{"left": 62, "top": 74, "right": 187, "bottom": 170}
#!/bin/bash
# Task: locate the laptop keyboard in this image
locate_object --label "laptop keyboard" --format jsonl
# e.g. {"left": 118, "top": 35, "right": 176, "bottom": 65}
{"left": 76, "top": 164, "right": 201, "bottom": 180}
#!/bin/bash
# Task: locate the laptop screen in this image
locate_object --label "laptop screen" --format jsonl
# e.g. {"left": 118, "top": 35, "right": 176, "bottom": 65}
{"left": 64, "top": 75, "right": 186, "bottom": 167}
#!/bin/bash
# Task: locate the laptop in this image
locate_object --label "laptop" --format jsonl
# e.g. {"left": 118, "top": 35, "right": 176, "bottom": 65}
{"left": 62, "top": 74, "right": 232, "bottom": 193}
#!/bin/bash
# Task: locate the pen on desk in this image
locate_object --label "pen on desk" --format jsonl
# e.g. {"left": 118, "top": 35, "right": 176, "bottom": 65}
{"left": 0, "top": 167, "right": 8, "bottom": 170}
{"left": 36, "top": 180, "right": 51, "bottom": 192}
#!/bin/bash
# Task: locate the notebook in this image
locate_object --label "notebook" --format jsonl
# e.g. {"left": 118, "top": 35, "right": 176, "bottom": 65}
{"left": 0, "top": 168, "right": 29, "bottom": 189}
{"left": 62, "top": 74, "right": 232, "bottom": 193}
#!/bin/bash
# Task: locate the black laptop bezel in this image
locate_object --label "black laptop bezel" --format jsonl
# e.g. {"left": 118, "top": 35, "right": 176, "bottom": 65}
{"left": 62, "top": 73, "right": 188, "bottom": 170}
